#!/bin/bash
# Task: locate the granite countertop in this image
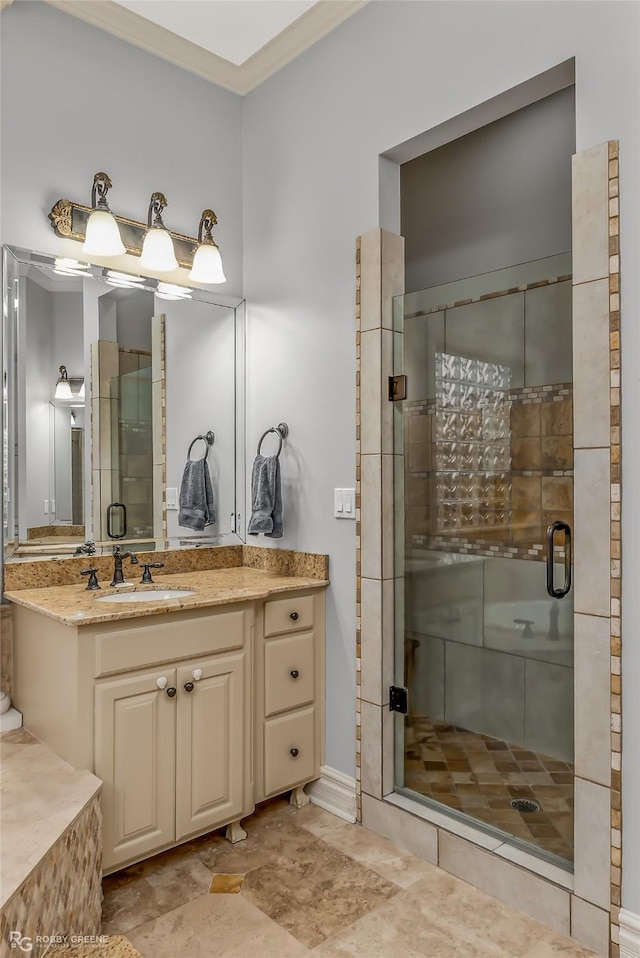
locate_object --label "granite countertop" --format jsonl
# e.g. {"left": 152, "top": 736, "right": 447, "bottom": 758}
{"left": 4, "top": 566, "right": 329, "bottom": 627}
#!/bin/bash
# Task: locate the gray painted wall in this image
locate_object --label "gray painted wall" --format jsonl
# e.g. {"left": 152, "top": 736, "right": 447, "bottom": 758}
{"left": 401, "top": 87, "right": 575, "bottom": 292}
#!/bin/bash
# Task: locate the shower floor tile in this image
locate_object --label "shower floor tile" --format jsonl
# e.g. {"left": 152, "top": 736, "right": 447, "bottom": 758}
{"left": 404, "top": 718, "right": 574, "bottom": 863}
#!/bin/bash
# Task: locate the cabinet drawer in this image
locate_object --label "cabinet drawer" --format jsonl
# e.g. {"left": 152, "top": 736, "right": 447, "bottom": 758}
{"left": 264, "top": 595, "right": 314, "bottom": 637}
{"left": 264, "top": 707, "right": 316, "bottom": 796}
{"left": 264, "top": 632, "right": 314, "bottom": 717}
{"left": 95, "top": 609, "right": 247, "bottom": 676}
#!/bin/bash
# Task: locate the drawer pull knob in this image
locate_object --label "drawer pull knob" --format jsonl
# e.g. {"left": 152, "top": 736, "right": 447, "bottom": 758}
{"left": 166, "top": 687, "right": 177, "bottom": 698}
{"left": 289, "top": 611, "right": 299, "bottom": 621}
{"left": 290, "top": 747, "right": 299, "bottom": 757}
{"left": 184, "top": 682, "right": 195, "bottom": 693}
{"left": 290, "top": 669, "right": 300, "bottom": 679}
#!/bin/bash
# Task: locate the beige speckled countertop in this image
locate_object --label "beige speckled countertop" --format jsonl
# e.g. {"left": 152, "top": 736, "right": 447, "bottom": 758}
{"left": 4, "top": 567, "right": 328, "bottom": 627}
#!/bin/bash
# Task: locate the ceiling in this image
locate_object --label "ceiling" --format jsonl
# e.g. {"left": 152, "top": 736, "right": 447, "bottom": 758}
{"left": 41, "top": 0, "right": 368, "bottom": 94}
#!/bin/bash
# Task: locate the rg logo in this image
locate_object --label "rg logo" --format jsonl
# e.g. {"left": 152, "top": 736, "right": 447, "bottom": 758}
{"left": 8, "top": 932, "right": 33, "bottom": 952}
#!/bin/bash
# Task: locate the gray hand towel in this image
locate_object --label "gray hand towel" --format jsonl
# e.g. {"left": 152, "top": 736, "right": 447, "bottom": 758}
{"left": 178, "top": 458, "right": 216, "bottom": 531}
{"left": 247, "top": 454, "right": 283, "bottom": 538}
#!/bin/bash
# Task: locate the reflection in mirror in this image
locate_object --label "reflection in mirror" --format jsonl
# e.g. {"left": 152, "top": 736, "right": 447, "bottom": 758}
{"left": 3, "top": 246, "right": 245, "bottom": 561}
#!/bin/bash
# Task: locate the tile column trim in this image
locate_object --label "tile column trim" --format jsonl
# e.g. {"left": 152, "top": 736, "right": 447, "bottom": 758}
{"left": 355, "top": 229, "right": 404, "bottom": 819}
{"left": 608, "top": 140, "right": 622, "bottom": 957}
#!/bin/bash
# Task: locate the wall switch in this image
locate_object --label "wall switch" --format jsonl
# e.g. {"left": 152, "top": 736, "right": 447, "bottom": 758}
{"left": 50, "top": 499, "right": 55, "bottom": 514}
{"left": 334, "top": 488, "right": 356, "bottom": 519}
{"left": 166, "top": 487, "right": 178, "bottom": 510}
{"left": 43, "top": 499, "right": 49, "bottom": 515}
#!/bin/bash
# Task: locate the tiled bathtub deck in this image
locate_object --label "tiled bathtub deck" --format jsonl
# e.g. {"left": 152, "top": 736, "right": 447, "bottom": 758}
{"left": 101, "top": 797, "right": 595, "bottom": 957}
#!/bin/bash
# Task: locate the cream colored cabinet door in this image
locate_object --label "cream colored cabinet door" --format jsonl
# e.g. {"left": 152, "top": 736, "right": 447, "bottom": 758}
{"left": 95, "top": 667, "right": 177, "bottom": 871}
{"left": 175, "top": 653, "right": 246, "bottom": 841}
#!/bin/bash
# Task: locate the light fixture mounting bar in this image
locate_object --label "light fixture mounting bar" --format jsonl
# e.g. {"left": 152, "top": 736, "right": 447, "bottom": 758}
{"left": 49, "top": 198, "right": 201, "bottom": 270}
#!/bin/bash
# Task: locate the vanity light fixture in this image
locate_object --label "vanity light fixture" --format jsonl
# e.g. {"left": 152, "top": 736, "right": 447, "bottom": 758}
{"left": 49, "top": 173, "right": 224, "bottom": 278}
{"left": 54, "top": 365, "right": 85, "bottom": 402}
{"left": 54, "top": 365, "right": 73, "bottom": 400}
{"left": 82, "top": 173, "right": 126, "bottom": 257}
{"left": 188, "top": 210, "right": 226, "bottom": 284}
{"left": 140, "top": 193, "right": 178, "bottom": 273}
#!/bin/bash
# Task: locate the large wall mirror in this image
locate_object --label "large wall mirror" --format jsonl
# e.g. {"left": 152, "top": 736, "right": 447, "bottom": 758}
{"left": 2, "top": 246, "right": 245, "bottom": 561}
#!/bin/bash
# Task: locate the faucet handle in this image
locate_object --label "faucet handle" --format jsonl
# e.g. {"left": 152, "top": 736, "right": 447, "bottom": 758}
{"left": 140, "top": 561, "right": 164, "bottom": 584}
{"left": 81, "top": 568, "right": 100, "bottom": 591}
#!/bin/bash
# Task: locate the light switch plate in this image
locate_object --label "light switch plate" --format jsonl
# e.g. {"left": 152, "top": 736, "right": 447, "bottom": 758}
{"left": 166, "top": 487, "right": 178, "bottom": 510}
{"left": 334, "top": 488, "right": 356, "bottom": 519}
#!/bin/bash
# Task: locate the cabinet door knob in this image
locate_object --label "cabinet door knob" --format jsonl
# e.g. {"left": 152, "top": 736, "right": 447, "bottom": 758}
{"left": 166, "top": 687, "right": 177, "bottom": 698}
{"left": 289, "top": 611, "right": 299, "bottom": 621}
{"left": 290, "top": 669, "right": 300, "bottom": 679}
{"left": 290, "top": 747, "right": 299, "bottom": 757}
{"left": 156, "top": 676, "right": 168, "bottom": 690}
{"left": 184, "top": 681, "right": 195, "bottom": 693}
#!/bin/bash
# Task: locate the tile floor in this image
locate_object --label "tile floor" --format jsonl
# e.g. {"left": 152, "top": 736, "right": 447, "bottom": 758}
{"left": 100, "top": 796, "right": 596, "bottom": 958}
{"left": 404, "top": 718, "right": 574, "bottom": 863}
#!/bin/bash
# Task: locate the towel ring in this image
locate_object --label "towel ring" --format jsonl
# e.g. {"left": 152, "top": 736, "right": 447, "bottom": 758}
{"left": 187, "top": 430, "right": 215, "bottom": 461}
{"left": 256, "top": 422, "right": 289, "bottom": 458}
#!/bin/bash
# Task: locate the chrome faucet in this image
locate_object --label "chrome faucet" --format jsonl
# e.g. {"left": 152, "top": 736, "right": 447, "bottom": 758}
{"left": 110, "top": 546, "right": 139, "bottom": 587}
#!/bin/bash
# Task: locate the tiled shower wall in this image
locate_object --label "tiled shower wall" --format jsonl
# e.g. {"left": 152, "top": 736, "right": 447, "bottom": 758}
{"left": 406, "top": 384, "right": 573, "bottom": 561}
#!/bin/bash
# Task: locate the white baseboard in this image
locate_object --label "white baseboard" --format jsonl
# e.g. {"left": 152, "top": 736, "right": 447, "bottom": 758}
{"left": 620, "top": 908, "right": 640, "bottom": 958}
{"left": 306, "top": 765, "right": 356, "bottom": 823}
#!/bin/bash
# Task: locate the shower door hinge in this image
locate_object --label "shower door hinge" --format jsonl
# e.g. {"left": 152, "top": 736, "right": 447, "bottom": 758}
{"left": 388, "top": 375, "right": 407, "bottom": 401}
{"left": 389, "top": 686, "right": 408, "bottom": 714}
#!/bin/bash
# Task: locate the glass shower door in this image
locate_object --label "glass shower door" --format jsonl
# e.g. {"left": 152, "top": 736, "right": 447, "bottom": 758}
{"left": 393, "top": 256, "right": 574, "bottom": 867}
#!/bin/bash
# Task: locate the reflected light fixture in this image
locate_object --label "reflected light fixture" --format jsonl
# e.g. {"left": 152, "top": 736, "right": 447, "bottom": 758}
{"left": 156, "top": 282, "right": 192, "bottom": 301}
{"left": 82, "top": 173, "right": 126, "bottom": 257}
{"left": 188, "top": 210, "right": 226, "bottom": 284}
{"left": 54, "top": 365, "right": 73, "bottom": 400}
{"left": 104, "top": 270, "right": 146, "bottom": 289}
{"left": 53, "top": 258, "right": 92, "bottom": 277}
{"left": 140, "top": 192, "right": 178, "bottom": 272}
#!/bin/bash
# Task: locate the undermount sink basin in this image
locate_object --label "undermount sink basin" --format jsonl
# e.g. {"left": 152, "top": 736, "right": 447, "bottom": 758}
{"left": 95, "top": 589, "right": 196, "bottom": 604}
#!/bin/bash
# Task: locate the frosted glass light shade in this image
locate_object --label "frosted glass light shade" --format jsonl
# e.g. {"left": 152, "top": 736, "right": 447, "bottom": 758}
{"left": 78, "top": 381, "right": 85, "bottom": 399}
{"left": 82, "top": 209, "right": 125, "bottom": 256}
{"left": 54, "top": 379, "right": 73, "bottom": 400}
{"left": 140, "top": 228, "right": 178, "bottom": 272}
{"left": 188, "top": 243, "right": 226, "bottom": 284}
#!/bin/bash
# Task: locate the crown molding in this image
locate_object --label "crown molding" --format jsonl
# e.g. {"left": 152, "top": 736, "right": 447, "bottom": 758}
{"left": 43, "top": 0, "right": 368, "bottom": 95}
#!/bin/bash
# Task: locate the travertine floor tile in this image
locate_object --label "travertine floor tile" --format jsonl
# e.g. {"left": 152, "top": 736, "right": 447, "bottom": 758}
{"left": 102, "top": 846, "right": 214, "bottom": 935}
{"left": 321, "top": 823, "right": 437, "bottom": 888}
{"left": 242, "top": 833, "right": 399, "bottom": 948}
{"left": 127, "top": 892, "right": 308, "bottom": 958}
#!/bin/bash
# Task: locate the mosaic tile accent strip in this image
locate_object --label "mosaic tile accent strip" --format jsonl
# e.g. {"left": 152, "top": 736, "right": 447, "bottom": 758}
{"left": 355, "top": 235, "right": 362, "bottom": 823}
{"left": 403, "top": 272, "right": 573, "bottom": 319}
{"left": 405, "top": 718, "right": 574, "bottom": 863}
{"left": 0, "top": 795, "right": 102, "bottom": 958}
{"left": 608, "top": 140, "right": 622, "bottom": 957}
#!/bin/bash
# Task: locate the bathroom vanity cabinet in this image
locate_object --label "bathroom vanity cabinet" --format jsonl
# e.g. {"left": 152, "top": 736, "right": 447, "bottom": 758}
{"left": 10, "top": 585, "right": 325, "bottom": 873}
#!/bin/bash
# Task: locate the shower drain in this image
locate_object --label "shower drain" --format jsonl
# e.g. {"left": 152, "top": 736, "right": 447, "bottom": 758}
{"left": 510, "top": 798, "right": 540, "bottom": 813}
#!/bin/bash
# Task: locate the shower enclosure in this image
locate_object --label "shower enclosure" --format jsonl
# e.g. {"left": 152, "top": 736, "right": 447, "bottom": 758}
{"left": 393, "top": 253, "right": 574, "bottom": 867}
{"left": 109, "top": 361, "right": 153, "bottom": 539}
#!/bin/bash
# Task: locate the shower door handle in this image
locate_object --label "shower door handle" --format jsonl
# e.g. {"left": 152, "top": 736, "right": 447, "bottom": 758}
{"left": 546, "top": 520, "right": 572, "bottom": 598}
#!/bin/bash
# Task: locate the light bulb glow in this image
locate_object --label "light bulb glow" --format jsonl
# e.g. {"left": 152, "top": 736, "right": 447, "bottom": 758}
{"left": 54, "top": 379, "right": 73, "bottom": 400}
{"left": 156, "top": 283, "right": 192, "bottom": 301}
{"left": 82, "top": 209, "right": 125, "bottom": 256}
{"left": 188, "top": 243, "right": 226, "bottom": 284}
{"left": 140, "top": 228, "right": 178, "bottom": 272}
